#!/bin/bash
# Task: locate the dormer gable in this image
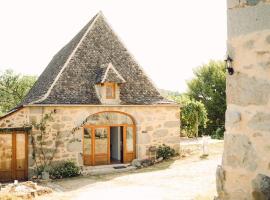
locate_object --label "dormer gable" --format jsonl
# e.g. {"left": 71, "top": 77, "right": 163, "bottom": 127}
{"left": 95, "top": 63, "right": 125, "bottom": 104}
{"left": 95, "top": 63, "right": 126, "bottom": 84}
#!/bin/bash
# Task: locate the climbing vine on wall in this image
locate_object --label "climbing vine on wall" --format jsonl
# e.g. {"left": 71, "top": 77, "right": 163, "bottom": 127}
{"left": 30, "top": 111, "right": 62, "bottom": 174}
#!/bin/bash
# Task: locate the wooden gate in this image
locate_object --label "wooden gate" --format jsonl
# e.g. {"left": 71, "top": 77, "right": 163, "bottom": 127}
{"left": 0, "top": 132, "right": 28, "bottom": 182}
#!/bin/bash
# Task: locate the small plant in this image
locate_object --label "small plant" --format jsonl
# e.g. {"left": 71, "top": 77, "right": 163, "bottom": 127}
{"left": 211, "top": 126, "right": 224, "bottom": 140}
{"left": 49, "top": 161, "right": 80, "bottom": 179}
{"left": 156, "top": 144, "right": 176, "bottom": 160}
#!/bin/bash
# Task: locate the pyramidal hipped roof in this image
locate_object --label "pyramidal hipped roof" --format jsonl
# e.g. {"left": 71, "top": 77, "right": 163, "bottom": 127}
{"left": 21, "top": 12, "right": 174, "bottom": 105}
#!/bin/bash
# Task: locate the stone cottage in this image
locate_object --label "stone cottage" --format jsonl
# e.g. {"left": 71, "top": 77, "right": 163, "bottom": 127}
{"left": 0, "top": 12, "right": 180, "bottom": 182}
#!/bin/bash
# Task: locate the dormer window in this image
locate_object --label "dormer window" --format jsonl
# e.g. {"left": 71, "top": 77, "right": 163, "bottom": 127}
{"left": 95, "top": 63, "right": 126, "bottom": 104}
{"left": 105, "top": 83, "right": 116, "bottom": 99}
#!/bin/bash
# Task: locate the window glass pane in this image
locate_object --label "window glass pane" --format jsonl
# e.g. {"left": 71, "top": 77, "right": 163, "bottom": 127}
{"left": 0, "top": 134, "right": 12, "bottom": 170}
{"left": 126, "top": 127, "right": 133, "bottom": 152}
{"left": 16, "top": 134, "right": 25, "bottom": 170}
{"left": 84, "top": 128, "right": 92, "bottom": 155}
{"left": 95, "top": 128, "right": 108, "bottom": 154}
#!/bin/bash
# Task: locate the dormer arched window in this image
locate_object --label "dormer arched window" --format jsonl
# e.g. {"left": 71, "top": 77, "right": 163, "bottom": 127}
{"left": 95, "top": 63, "right": 126, "bottom": 104}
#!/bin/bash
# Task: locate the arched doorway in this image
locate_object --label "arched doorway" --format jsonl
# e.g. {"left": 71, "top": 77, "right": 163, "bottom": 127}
{"left": 82, "top": 111, "right": 136, "bottom": 166}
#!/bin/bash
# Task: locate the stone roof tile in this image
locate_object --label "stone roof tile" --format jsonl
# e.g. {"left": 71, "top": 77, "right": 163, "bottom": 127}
{"left": 21, "top": 12, "right": 175, "bottom": 105}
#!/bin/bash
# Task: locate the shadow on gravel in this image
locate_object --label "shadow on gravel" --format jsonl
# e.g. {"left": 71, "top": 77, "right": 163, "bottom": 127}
{"left": 47, "top": 159, "right": 176, "bottom": 192}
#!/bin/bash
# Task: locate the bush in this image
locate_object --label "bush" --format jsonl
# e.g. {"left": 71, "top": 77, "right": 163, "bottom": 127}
{"left": 49, "top": 161, "right": 80, "bottom": 179}
{"left": 156, "top": 144, "right": 176, "bottom": 160}
{"left": 211, "top": 126, "right": 224, "bottom": 140}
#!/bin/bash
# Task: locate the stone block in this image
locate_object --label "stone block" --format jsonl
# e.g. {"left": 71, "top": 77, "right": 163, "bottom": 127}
{"left": 165, "top": 136, "right": 180, "bottom": 144}
{"left": 224, "top": 134, "right": 257, "bottom": 171}
{"left": 243, "top": 40, "right": 254, "bottom": 49}
{"left": 216, "top": 165, "right": 226, "bottom": 198}
{"left": 78, "top": 153, "right": 83, "bottom": 166}
{"left": 67, "top": 141, "right": 81, "bottom": 152}
{"left": 153, "top": 129, "right": 168, "bottom": 138}
{"left": 259, "top": 61, "right": 270, "bottom": 69}
{"left": 225, "top": 110, "right": 241, "bottom": 126}
{"left": 228, "top": 4, "right": 270, "bottom": 37}
{"left": 146, "top": 126, "right": 153, "bottom": 131}
{"left": 28, "top": 155, "right": 35, "bottom": 167}
{"left": 227, "top": 73, "right": 270, "bottom": 106}
{"left": 246, "top": 0, "right": 261, "bottom": 6}
{"left": 30, "top": 107, "right": 43, "bottom": 114}
{"left": 266, "top": 35, "right": 270, "bottom": 43}
{"left": 139, "top": 133, "right": 151, "bottom": 144}
{"left": 52, "top": 123, "right": 65, "bottom": 130}
{"left": 164, "top": 121, "right": 179, "bottom": 128}
{"left": 249, "top": 112, "right": 270, "bottom": 131}
{"left": 62, "top": 116, "right": 72, "bottom": 121}
{"left": 252, "top": 174, "right": 270, "bottom": 199}
{"left": 29, "top": 116, "right": 37, "bottom": 123}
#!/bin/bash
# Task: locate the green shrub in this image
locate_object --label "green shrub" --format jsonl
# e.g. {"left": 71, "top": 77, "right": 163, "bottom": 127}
{"left": 211, "top": 126, "right": 224, "bottom": 140}
{"left": 49, "top": 161, "right": 80, "bottom": 179}
{"left": 156, "top": 144, "right": 176, "bottom": 160}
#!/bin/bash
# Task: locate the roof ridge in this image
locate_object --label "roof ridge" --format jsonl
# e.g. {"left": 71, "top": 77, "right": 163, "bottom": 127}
{"left": 99, "top": 13, "right": 164, "bottom": 99}
{"left": 30, "top": 12, "right": 102, "bottom": 104}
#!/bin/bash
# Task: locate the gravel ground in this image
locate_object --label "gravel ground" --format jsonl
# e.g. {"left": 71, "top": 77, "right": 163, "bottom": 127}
{"left": 39, "top": 141, "right": 223, "bottom": 200}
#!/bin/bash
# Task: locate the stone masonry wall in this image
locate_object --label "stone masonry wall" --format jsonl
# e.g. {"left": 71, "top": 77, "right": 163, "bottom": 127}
{"left": 217, "top": 1, "right": 270, "bottom": 199}
{"left": 26, "top": 105, "right": 180, "bottom": 176}
{"left": 0, "top": 108, "right": 29, "bottom": 128}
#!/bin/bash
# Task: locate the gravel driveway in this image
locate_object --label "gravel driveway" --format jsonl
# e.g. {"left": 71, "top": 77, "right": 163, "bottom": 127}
{"left": 41, "top": 142, "right": 223, "bottom": 200}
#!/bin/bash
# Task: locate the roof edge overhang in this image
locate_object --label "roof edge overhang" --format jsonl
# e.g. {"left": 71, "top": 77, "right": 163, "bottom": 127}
{"left": 0, "top": 106, "right": 24, "bottom": 120}
{"left": 24, "top": 104, "right": 180, "bottom": 107}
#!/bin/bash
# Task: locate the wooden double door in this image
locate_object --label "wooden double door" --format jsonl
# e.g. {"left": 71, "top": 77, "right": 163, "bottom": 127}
{"left": 83, "top": 125, "right": 135, "bottom": 166}
{"left": 0, "top": 132, "right": 28, "bottom": 182}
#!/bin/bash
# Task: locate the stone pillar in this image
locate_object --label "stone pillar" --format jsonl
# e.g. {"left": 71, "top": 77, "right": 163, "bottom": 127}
{"left": 217, "top": 1, "right": 270, "bottom": 199}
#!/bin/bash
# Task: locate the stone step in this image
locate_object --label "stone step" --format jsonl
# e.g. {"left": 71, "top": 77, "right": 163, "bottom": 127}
{"left": 82, "top": 164, "right": 136, "bottom": 176}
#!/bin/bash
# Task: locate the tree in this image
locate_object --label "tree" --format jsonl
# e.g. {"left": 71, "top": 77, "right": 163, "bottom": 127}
{"left": 186, "top": 60, "right": 226, "bottom": 137}
{"left": 0, "top": 69, "right": 37, "bottom": 115}
{"left": 169, "top": 95, "right": 208, "bottom": 137}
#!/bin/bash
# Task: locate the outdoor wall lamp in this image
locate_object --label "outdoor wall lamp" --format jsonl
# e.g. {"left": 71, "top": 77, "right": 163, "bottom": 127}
{"left": 225, "top": 55, "right": 234, "bottom": 75}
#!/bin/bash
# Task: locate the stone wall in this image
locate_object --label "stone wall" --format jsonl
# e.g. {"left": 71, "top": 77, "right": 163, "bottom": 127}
{"left": 0, "top": 108, "right": 29, "bottom": 128}
{"left": 25, "top": 105, "right": 180, "bottom": 176}
{"left": 217, "top": 1, "right": 270, "bottom": 199}
{"left": 95, "top": 84, "right": 121, "bottom": 105}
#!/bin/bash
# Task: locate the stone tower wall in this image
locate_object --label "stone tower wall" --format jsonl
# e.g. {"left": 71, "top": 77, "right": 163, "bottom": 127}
{"left": 217, "top": 1, "right": 270, "bottom": 199}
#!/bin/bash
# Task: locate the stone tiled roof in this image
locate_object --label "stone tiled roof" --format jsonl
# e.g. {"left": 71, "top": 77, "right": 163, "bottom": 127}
{"left": 21, "top": 12, "right": 175, "bottom": 105}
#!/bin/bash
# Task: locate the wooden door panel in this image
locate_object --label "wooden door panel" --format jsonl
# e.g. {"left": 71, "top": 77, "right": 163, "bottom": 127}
{"left": 125, "top": 153, "right": 134, "bottom": 163}
{"left": 0, "top": 134, "right": 12, "bottom": 181}
{"left": 83, "top": 128, "right": 92, "bottom": 166}
{"left": 15, "top": 133, "right": 27, "bottom": 181}
{"left": 0, "top": 132, "right": 28, "bottom": 182}
{"left": 94, "top": 154, "right": 109, "bottom": 165}
{"left": 83, "top": 155, "right": 92, "bottom": 165}
{"left": 123, "top": 126, "right": 135, "bottom": 163}
{"left": 93, "top": 127, "right": 110, "bottom": 165}
{"left": 0, "top": 171, "right": 12, "bottom": 182}
{"left": 16, "top": 170, "right": 26, "bottom": 181}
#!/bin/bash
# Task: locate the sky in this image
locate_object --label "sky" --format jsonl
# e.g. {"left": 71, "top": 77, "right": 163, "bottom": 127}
{"left": 0, "top": 0, "right": 227, "bottom": 92}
